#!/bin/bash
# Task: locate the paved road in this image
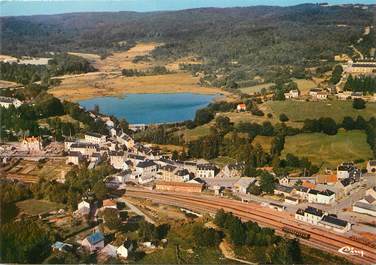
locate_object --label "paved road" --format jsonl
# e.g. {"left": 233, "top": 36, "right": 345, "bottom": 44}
{"left": 118, "top": 197, "right": 155, "bottom": 224}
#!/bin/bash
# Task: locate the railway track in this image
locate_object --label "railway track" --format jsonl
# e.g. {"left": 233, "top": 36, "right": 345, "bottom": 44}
{"left": 125, "top": 189, "right": 376, "bottom": 264}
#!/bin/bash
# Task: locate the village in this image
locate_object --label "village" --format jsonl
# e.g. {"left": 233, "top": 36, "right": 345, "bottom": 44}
{"left": 1, "top": 99, "right": 376, "bottom": 262}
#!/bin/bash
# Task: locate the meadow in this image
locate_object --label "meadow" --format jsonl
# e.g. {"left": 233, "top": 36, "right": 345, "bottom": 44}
{"left": 16, "top": 199, "right": 64, "bottom": 216}
{"left": 282, "top": 130, "right": 373, "bottom": 168}
{"left": 263, "top": 100, "right": 376, "bottom": 122}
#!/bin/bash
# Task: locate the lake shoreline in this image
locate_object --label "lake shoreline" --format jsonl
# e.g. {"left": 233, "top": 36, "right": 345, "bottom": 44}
{"left": 78, "top": 93, "right": 218, "bottom": 124}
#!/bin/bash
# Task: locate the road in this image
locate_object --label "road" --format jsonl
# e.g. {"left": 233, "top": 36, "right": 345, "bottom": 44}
{"left": 124, "top": 188, "right": 376, "bottom": 265}
{"left": 117, "top": 197, "right": 155, "bottom": 224}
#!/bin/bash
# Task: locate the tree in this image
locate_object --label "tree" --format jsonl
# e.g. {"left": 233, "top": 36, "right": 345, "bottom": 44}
{"left": 259, "top": 171, "right": 275, "bottom": 194}
{"left": 279, "top": 113, "right": 289, "bottom": 122}
{"left": 215, "top": 116, "right": 231, "bottom": 134}
{"left": 342, "top": 116, "right": 355, "bottom": 130}
{"left": 102, "top": 208, "right": 121, "bottom": 230}
{"left": 329, "top": 65, "right": 343, "bottom": 85}
{"left": 194, "top": 108, "right": 214, "bottom": 126}
{"left": 247, "top": 184, "right": 262, "bottom": 195}
{"left": 214, "top": 209, "right": 227, "bottom": 228}
{"left": 119, "top": 118, "right": 129, "bottom": 132}
{"left": 192, "top": 224, "right": 221, "bottom": 247}
{"left": 353, "top": 98, "right": 366, "bottom": 109}
{"left": 319, "top": 117, "right": 337, "bottom": 135}
{"left": 92, "top": 181, "right": 108, "bottom": 200}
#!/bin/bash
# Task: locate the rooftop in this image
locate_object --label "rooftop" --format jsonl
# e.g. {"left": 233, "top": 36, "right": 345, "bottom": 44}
{"left": 304, "top": 206, "right": 324, "bottom": 217}
{"left": 136, "top": 160, "right": 157, "bottom": 168}
{"left": 320, "top": 215, "right": 349, "bottom": 228}
{"left": 86, "top": 232, "right": 104, "bottom": 245}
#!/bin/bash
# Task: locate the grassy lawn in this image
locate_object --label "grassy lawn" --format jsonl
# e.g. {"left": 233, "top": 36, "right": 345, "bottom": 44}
{"left": 264, "top": 100, "right": 376, "bottom": 123}
{"left": 252, "top": 135, "right": 273, "bottom": 152}
{"left": 183, "top": 123, "right": 213, "bottom": 141}
{"left": 282, "top": 130, "right": 373, "bottom": 169}
{"left": 293, "top": 78, "right": 317, "bottom": 95}
{"left": 222, "top": 112, "right": 302, "bottom": 128}
{"left": 240, "top": 82, "right": 274, "bottom": 95}
{"left": 210, "top": 156, "right": 237, "bottom": 168}
{"left": 300, "top": 245, "right": 352, "bottom": 265}
{"left": 16, "top": 199, "right": 65, "bottom": 216}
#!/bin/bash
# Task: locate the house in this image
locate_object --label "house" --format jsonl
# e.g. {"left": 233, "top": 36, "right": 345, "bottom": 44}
{"left": 109, "top": 151, "right": 125, "bottom": 170}
{"left": 299, "top": 206, "right": 325, "bottom": 225}
{"left": 116, "top": 132, "right": 135, "bottom": 149}
{"left": 307, "top": 189, "right": 320, "bottom": 203}
{"left": 236, "top": 103, "right": 246, "bottom": 112}
{"left": 70, "top": 142, "right": 99, "bottom": 156}
{"left": 85, "top": 132, "right": 107, "bottom": 145}
{"left": 136, "top": 160, "right": 158, "bottom": 174}
{"left": 77, "top": 200, "right": 91, "bottom": 215}
{"left": 155, "top": 181, "right": 204, "bottom": 193}
{"left": 295, "top": 186, "right": 310, "bottom": 200}
{"left": 196, "top": 164, "right": 218, "bottom": 178}
{"left": 51, "top": 241, "right": 73, "bottom": 252}
{"left": 64, "top": 139, "right": 76, "bottom": 152}
{"left": 128, "top": 154, "right": 145, "bottom": 165}
{"left": 316, "top": 91, "right": 328, "bottom": 100}
{"left": 367, "top": 160, "right": 376, "bottom": 174}
{"left": 222, "top": 162, "right": 245, "bottom": 178}
{"left": 160, "top": 164, "right": 178, "bottom": 182}
{"left": 138, "top": 173, "right": 155, "bottom": 185}
{"left": 175, "top": 169, "right": 191, "bottom": 182}
{"left": 278, "top": 177, "right": 290, "bottom": 186}
{"left": 284, "top": 89, "right": 299, "bottom": 99}
{"left": 336, "top": 163, "right": 355, "bottom": 179}
{"left": 233, "top": 177, "right": 256, "bottom": 194}
{"left": 102, "top": 199, "right": 117, "bottom": 209}
{"left": 353, "top": 201, "right": 376, "bottom": 217}
{"left": 285, "top": 196, "right": 299, "bottom": 205}
{"left": 335, "top": 178, "right": 355, "bottom": 195}
{"left": 117, "top": 240, "right": 134, "bottom": 259}
{"left": 20, "top": 136, "right": 43, "bottom": 153}
{"left": 81, "top": 231, "right": 105, "bottom": 252}
{"left": 0, "top": 96, "right": 22, "bottom": 108}
{"left": 99, "top": 244, "right": 117, "bottom": 258}
{"left": 66, "top": 151, "right": 84, "bottom": 165}
{"left": 319, "top": 215, "right": 351, "bottom": 233}
{"left": 345, "top": 59, "right": 376, "bottom": 74}
{"left": 336, "top": 91, "right": 352, "bottom": 100}
{"left": 315, "top": 174, "right": 337, "bottom": 185}
{"left": 274, "top": 184, "right": 294, "bottom": 197}
{"left": 351, "top": 91, "right": 364, "bottom": 99}
{"left": 317, "top": 189, "right": 336, "bottom": 204}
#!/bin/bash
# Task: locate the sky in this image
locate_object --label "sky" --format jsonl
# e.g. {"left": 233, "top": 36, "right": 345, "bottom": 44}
{"left": 0, "top": 0, "right": 374, "bottom": 17}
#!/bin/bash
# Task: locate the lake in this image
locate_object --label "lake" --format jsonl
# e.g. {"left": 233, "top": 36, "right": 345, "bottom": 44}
{"left": 78, "top": 93, "right": 217, "bottom": 124}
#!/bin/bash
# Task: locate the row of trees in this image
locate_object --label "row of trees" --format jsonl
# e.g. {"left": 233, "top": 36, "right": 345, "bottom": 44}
{"left": 345, "top": 75, "right": 376, "bottom": 94}
{"left": 121, "top": 66, "right": 170, "bottom": 76}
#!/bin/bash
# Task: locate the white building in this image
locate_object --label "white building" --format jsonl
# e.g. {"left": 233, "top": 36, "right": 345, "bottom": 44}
{"left": 66, "top": 151, "right": 84, "bottom": 165}
{"left": 85, "top": 132, "right": 107, "bottom": 145}
{"left": 109, "top": 151, "right": 126, "bottom": 170}
{"left": 136, "top": 160, "right": 158, "bottom": 174}
{"left": 317, "top": 189, "right": 336, "bottom": 204}
{"left": 196, "top": 164, "right": 218, "bottom": 178}
{"left": 0, "top": 96, "right": 22, "bottom": 108}
{"left": 117, "top": 241, "right": 134, "bottom": 259}
{"left": 318, "top": 215, "right": 351, "bottom": 233}
{"left": 353, "top": 202, "right": 376, "bottom": 217}
{"left": 295, "top": 206, "right": 325, "bottom": 225}
{"left": 284, "top": 89, "right": 299, "bottom": 99}
{"left": 77, "top": 200, "right": 91, "bottom": 215}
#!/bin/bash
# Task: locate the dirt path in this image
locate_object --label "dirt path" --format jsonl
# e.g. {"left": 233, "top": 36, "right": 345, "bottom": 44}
{"left": 219, "top": 239, "right": 257, "bottom": 265}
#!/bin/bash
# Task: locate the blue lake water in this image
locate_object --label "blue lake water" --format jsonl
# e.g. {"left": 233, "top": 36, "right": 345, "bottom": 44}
{"left": 78, "top": 93, "right": 217, "bottom": 124}
{"left": 1, "top": 0, "right": 374, "bottom": 17}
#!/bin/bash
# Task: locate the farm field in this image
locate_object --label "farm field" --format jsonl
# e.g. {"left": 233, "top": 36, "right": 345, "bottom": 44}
{"left": 282, "top": 130, "right": 373, "bottom": 169}
{"left": 16, "top": 199, "right": 65, "bottom": 216}
{"left": 263, "top": 100, "right": 376, "bottom": 122}
{"left": 50, "top": 72, "right": 224, "bottom": 101}
{"left": 181, "top": 123, "right": 213, "bottom": 142}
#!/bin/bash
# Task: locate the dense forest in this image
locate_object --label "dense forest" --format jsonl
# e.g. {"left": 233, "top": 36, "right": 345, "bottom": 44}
{"left": 1, "top": 4, "right": 373, "bottom": 86}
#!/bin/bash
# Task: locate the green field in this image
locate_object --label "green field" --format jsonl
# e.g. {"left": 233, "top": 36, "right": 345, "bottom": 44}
{"left": 252, "top": 135, "right": 273, "bottom": 152}
{"left": 16, "top": 199, "right": 65, "bottom": 216}
{"left": 263, "top": 100, "right": 376, "bottom": 122}
{"left": 240, "top": 82, "right": 274, "bottom": 95}
{"left": 282, "top": 130, "right": 373, "bottom": 168}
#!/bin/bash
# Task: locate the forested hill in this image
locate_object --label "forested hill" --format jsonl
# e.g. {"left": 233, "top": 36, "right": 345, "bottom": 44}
{"left": 1, "top": 4, "right": 374, "bottom": 85}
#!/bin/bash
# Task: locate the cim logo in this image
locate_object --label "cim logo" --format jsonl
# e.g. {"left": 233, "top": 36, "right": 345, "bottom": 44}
{"left": 338, "top": 246, "right": 364, "bottom": 257}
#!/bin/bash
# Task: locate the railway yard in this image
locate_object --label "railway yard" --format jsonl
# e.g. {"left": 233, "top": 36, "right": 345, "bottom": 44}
{"left": 125, "top": 188, "right": 376, "bottom": 265}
